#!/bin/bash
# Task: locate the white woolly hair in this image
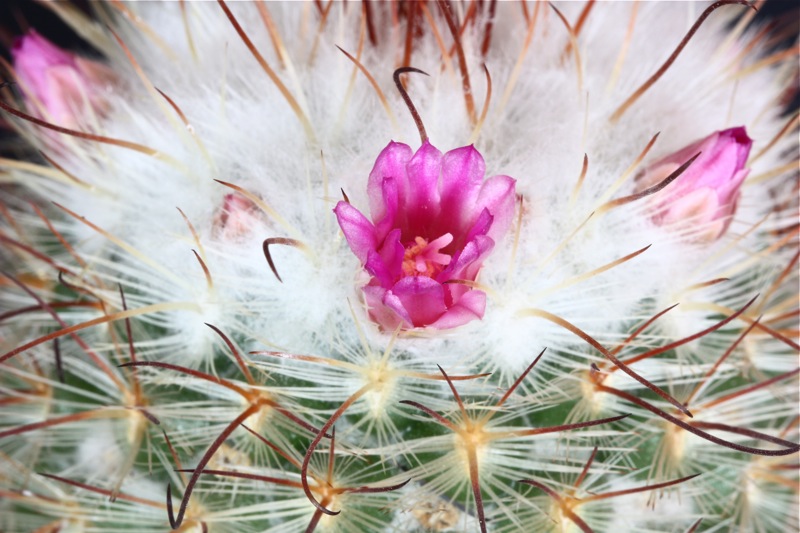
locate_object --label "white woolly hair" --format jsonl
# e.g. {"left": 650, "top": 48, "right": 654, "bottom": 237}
{"left": 20, "top": 2, "right": 789, "bottom": 374}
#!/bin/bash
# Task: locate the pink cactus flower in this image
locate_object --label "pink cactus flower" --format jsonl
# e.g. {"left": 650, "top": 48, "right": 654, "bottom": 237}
{"left": 636, "top": 127, "right": 753, "bottom": 241}
{"left": 335, "top": 141, "right": 516, "bottom": 330}
{"left": 11, "top": 30, "right": 111, "bottom": 127}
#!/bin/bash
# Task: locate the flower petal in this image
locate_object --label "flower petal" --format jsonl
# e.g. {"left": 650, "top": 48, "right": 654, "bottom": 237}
{"left": 440, "top": 235, "right": 494, "bottom": 283}
{"left": 375, "top": 177, "right": 400, "bottom": 242}
{"left": 334, "top": 201, "right": 377, "bottom": 264}
{"left": 439, "top": 145, "right": 486, "bottom": 234}
{"left": 474, "top": 175, "right": 517, "bottom": 243}
{"left": 384, "top": 276, "right": 448, "bottom": 328}
{"left": 662, "top": 187, "right": 720, "bottom": 226}
{"left": 12, "top": 31, "right": 76, "bottom": 98}
{"left": 430, "top": 290, "right": 486, "bottom": 329}
{"left": 364, "top": 285, "right": 405, "bottom": 330}
{"left": 367, "top": 141, "right": 413, "bottom": 225}
{"left": 465, "top": 208, "right": 493, "bottom": 244}
{"left": 377, "top": 228, "right": 404, "bottom": 282}
{"left": 404, "top": 141, "right": 443, "bottom": 236}
{"left": 365, "top": 250, "right": 393, "bottom": 287}
{"left": 714, "top": 167, "right": 749, "bottom": 209}
{"left": 663, "top": 187, "right": 731, "bottom": 242}
{"left": 725, "top": 127, "right": 753, "bottom": 169}
{"left": 44, "top": 66, "right": 89, "bottom": 125}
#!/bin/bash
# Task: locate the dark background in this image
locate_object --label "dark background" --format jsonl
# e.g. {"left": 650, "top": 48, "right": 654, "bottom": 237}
{"left": 0, "top": 0, "right": 797, "bottom": 136}
{"left": 1, "top": 0, "right": 95, "bottom": 55}
{"left": 1, "top": 0, "right": 797, "bottom": 58}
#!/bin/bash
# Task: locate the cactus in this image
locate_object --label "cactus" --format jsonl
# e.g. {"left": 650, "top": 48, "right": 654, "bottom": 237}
{"left": 1, "top": 2, "right": 797, "bottom": 532}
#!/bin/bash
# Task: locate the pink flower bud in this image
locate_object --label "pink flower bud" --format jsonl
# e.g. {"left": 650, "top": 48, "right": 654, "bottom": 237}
{"left": 11, "top": 30, "right": 112, "bottom": 127}
{"left": 214, "top": 194, "right": 258, "bottom": 240}
{"left": 636, "top": 127, "right": 752, "bottom": 241}
{"left": 335, "top": 141, "right": 516, "bottom": 330}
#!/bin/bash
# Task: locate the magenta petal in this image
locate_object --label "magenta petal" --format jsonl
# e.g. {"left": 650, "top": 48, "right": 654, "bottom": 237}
{"left": 364, "top": 286, "right": 406, "bottom": 330}
{"left": 692, "top": 137, "right": 741, "bottom": 190}
{"left": 377, "top": 228, "right": 404, "bottom": 281}
{"left": 404, "top": 141, "right": 443, "bottom": 235}
{"left": 719, "top": 133, "right": 750, "bottom": 185}
{"left": 12, "top": 31, "right": 76, "bottom": 96}
{"left": 722, "top": 127, "right": 753, "bottom": 169}
{"left": 44, "top": 66, "right": 86, "bottom": 124}
{"left": 367, "top": 142, "right": 413, "bottom": 224}
{"left": 430, "top": 290, "right": 486, "bottom": 329}
{"left": 439, "top": 145, "right": 486, "bottom": 231}
{"left": 385, "top": 277, "right": 448, "bottom": 328}
{"left": 380, "top": 292, "right": 413, "bottom": 329}
{"left": 441, "top": 235, "right": 494, "bottom": 282}
{"left": 365, "top": 250, "right": 393, "bottom": 287}
{"left": 474, "top": 175, "right": 517, "bottom": 243}
{"left": 465, "top": 208, "right": 493, "bottom": 244}
{"left": 714, "top": 167, "right": 749, "bottom": 210}
{"left": 334, "top": 201, "right": 377, "bottom": 264}
{"left": 375, "top": 177, "right": 400, "bottom": 241}
{"left": 692, "top": 129, "right": 751, "bottom": 190}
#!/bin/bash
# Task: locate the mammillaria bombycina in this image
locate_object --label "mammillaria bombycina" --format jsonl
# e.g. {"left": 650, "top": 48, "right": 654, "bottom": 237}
{"left": 0, "top": 2, "right": 797, "bottom": 532}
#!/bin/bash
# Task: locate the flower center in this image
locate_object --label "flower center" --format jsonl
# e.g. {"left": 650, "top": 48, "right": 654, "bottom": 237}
{"left": 401, "top": 233, "right": 453, "bottom": 278}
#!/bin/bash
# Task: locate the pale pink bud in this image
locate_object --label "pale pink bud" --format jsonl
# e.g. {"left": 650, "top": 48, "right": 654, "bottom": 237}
{"left": 636, "top": 127, "right": 752, "bottom": 241}
{"left": 335, "top": 141, "right": 516, "bottom": 330}
{"left": 214, "top": 194, "right": 257, "bottom": 240}
{"left": 11, "top": 30, "right": 112, "bottom": 127}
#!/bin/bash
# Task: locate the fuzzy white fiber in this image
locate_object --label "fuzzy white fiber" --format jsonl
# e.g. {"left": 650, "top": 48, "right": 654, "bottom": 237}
{"left": 1, "top": 2, "right": 797, "bottom": 533}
